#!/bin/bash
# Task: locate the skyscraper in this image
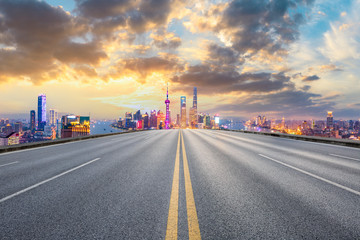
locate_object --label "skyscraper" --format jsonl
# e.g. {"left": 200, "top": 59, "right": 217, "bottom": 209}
{"left": 150, "top": 110, "right": 157, "bottom": 128}
{"left": 165, "top": 83, "right": 171, "bottom": 129}
{"left": 49, "top": 109, "right": 58, "bottom": 126}
{"left": 30, "top": 110, "right": 36, "bottom": 132}
{"left": 189, "top": 87, "right": 198, "bottom": 128}
{"left": 37, "top": 94, "right": 46, "bottom": 131}
{"left": 180, "top": 96, "right": 186, "bottom": 128}
{"left": 327, "top": 111, "right": 334, "bottom": 129}
{"left": 125, "top": 112, "right": 132, "bottom": 129}
{"left": 193, "top": 87, "right": 197, "bottom": 118}
{"left": 142, "top": 113, "right": 149, "bottom": 129}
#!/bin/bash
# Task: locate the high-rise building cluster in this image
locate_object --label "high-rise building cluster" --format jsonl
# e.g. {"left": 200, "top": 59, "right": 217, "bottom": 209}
{"left": 245, "top": 112, "right": 360, "bottom": 140}
{"left": 113, "top": 86, "right": 220, "bottom": 130}
{"left": 0, "top": 94, "right": 91, "bottom": 146}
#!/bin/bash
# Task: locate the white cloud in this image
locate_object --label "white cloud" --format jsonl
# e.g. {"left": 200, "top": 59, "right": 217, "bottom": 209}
{"left": 319, "top": 1, "right": 360, "bottom": 61}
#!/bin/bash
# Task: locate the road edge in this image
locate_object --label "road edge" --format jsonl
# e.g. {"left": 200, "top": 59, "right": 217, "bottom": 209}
{"left": 217, "top": 129, "right": 360, "bottom": 148}
{"left": 0, "top": 130, "right": 146, "bottom": 154}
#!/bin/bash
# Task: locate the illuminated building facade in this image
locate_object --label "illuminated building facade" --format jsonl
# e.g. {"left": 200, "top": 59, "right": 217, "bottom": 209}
{"left": 37, "top": 94, "right": 46, "bottom": 131}
{"left": 30, "top": 110, "right": 36, "bottom": 132}
{"left": 14, "top": 122, "right": 22, "bottom": 133}
{"left": 61, "top": 115, "right": 90, "bottom": 138}
{"left": 143, "top": 113, "right": 149, "bottom": 128}
{"left": 192, "top": 87, "right": 198, "bottom": 127}
{"left": 49, "top": 109, "right": 58, "bottom": 126}
{"left": 327, "top": 111, "right": 334, "bottom": 129}
{"left": 125, "top": 112, "right": 133, "bottom": 129}
{"left": 165, "top": 84, "right": 170, "bottom": 129}
{"left": 157, "top": 110, "right": 165, "bottom": 129}
{"left": 0, "top": 132, "right": 20, "bottom": 146}
{"left": 180, "top": 96, "right": 186, "bottom": 128}
{"left": 150, "top": 110, "right": 157, "bottom": 128}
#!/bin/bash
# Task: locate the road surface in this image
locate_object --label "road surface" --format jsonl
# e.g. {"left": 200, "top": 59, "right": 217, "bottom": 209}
{"left": 0, "top": 129, "right": 359, "bottom": 239}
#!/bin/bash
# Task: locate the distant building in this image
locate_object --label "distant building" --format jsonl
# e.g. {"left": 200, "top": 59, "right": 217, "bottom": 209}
{"left": 180, "top": 96, "right": 186, "bottom": 128}
{"left": 14, "top": 122, "right": 22, "bottom": 133}
{"left": 30, "top": 110, "right": 36, "bottom": 132}
{"left": 0, "top": 132, "right": 20, "bottom": 146}
{"left": 49, "top": 109, "right": 58, "bottom": 126}
{"left": 142, "top": 113, "right": 149, "bottom": 129}
{"left": 134, "top": 110, "right": 141, "bottom": 121}
{"left": 125, "top": 112, "right": 133, "bottom": 129}
{"left": 192, "top": 87, "right": 198, "bottom": 127}
{"left": 37, "top": 94, "right": 46, "bottom": 131}
{"left": 327, "top": 111, "right": 334, "bottom": 129}
{"left": 3, "top": 124, "right": 13, "bottom": 135}
{"left": 61, "top": 115, "right": 90, "bottom": 138}
{"left": 165, "top": 84, "right": 171, "bottom": 129}
{"left": 150, "top": 110, "right": 157, "bottom": 128}
{"left": 157, "top": 110, "right": 165, "bottom": 129}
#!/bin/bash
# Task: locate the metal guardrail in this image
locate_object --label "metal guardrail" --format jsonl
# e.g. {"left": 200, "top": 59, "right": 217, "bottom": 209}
{"left": 0, "top": 130, "right": 143, "bottom": 154}
{"left": 218, "top": 129, "right": 360, "bottom": 148}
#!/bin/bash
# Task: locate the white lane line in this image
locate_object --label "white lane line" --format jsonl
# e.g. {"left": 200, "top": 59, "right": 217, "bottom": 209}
{"left": 0, "top": 158, "right": 100, "bottom": 204}
{"left": 0, "top": 161, "right": 18, "bottom": 168}
{"left": 259, "top": 154, "right": 360, "bottom": 197}
{"left": 329, "top": 154, "right": 360, "bottom": 162}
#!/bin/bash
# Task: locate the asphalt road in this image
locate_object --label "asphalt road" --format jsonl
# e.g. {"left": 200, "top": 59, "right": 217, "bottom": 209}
{"left": 0, "top": 129, "right": 359, "bottom": 239}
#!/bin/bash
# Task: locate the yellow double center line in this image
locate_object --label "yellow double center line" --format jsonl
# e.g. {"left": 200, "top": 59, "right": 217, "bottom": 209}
{"left": 165, "top": 130, "right": 201, "bottom": 240}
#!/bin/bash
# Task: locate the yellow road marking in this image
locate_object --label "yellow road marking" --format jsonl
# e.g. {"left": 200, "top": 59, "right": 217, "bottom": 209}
{"left": 181, "top": 130, "right": 201, "bottom": 240}
{"left": 165, "top": 131, "right": 181, "bottom": 240}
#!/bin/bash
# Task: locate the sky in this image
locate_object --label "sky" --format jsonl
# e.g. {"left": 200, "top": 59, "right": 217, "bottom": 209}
{"left": 0, "top": 0, "right": 359, "bottom": 120}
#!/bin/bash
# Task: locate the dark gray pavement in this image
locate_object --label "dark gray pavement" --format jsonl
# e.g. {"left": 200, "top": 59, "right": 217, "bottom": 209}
{"left": 0, "top": 129, "right": 359, "bottom": 239}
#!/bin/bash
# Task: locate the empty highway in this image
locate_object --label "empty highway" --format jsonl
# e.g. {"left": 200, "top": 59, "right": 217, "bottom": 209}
{"left": 0, "top": 129, "right": 359, "bottom": 239}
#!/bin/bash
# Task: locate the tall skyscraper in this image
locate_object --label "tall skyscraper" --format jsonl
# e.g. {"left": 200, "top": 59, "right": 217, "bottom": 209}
{"left": 30, "top": 110, "right": 36, "bottom": 132}
{"left": 134, "top": 110, "right": 141, "bottom": 121}
{"left": 37, "top": 94, "right": 46, "bottom": 131}
{"left": 49, "top": 109, "right": 58, "bottom": 126}
{"left": 327, "top": 111, "right": 334, "bottom": 129}
{"left": 142, "top": 113, "right": 149, "bottom": 129}
{"left": 180, "top": 96, "right": 186, "bottom": 128}
{"left": 190, "top": 87, "right": 198, "bottom": 128}
{"left": 165, "top": 83, "right": 171, "bottom": 129}
{"left": 150, "top": 110, "right": 157, "bottom": 128}
{"left": 125, "top": 112, "right": 132, "bottom": 129}
{"left": 157, "top": 110, "right": 165, "bottom": 129}
{"left": 193, "top": 87, "right": 197, "bottom": 115}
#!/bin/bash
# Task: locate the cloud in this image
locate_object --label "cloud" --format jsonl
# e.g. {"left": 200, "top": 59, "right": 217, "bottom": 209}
{"left": 207, "top": 43, "right": 241, "bottom": 65}
{"left": 172, "top": 63, "right": 292, "bottom": 94}
{"left": 320, "top": 2, "right": 360, "bottom": 62}
{"left": 0, "top": 0, "right": 106, "bottom": 83}
{"left": 216, "top": 0, "right": 314, "bottom": 55}
{"left": 76, "top": 0, "right": 134, "bottom": 19}
{"left": 54, "top": 41, "right": 107, "bottom": 65}
{"left": 302, "top": 75, "right": 320, "bottom": 82}
{"left": 150, "top": 28, "right": 182, "bottom": 49}
{"left": 319, "top": 64, "right": 343, "bottom": 72}
{"left": 108, "top": 53, "right": 184, "bottom": 83}
{"left": 205, "top": 89, "right": 334, "bottom": 118}
{"left": 127, "top": 0, "right": 176, "bottom": 33}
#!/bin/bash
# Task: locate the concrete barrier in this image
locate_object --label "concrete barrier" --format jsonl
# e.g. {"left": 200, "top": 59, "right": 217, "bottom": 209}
{"left": 218, "top": 129, "right": 360, "bottom": 148}
{"left": 0, "top": 130, "right": 143, "bottom": 154}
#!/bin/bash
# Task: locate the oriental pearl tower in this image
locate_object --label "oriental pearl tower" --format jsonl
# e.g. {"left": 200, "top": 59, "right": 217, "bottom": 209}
{"left": 165, "top": 83, "right": 170, "bottom": 129}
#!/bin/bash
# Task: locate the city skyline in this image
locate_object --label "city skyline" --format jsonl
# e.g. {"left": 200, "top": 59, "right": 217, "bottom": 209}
{"left": 0, "top": 0, "right": 359, "bottom": 120}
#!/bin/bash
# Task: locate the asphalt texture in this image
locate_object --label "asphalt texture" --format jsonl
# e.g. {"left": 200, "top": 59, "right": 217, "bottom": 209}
{"left": 0, "top": 129, "right": 359, "bottom": 239}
